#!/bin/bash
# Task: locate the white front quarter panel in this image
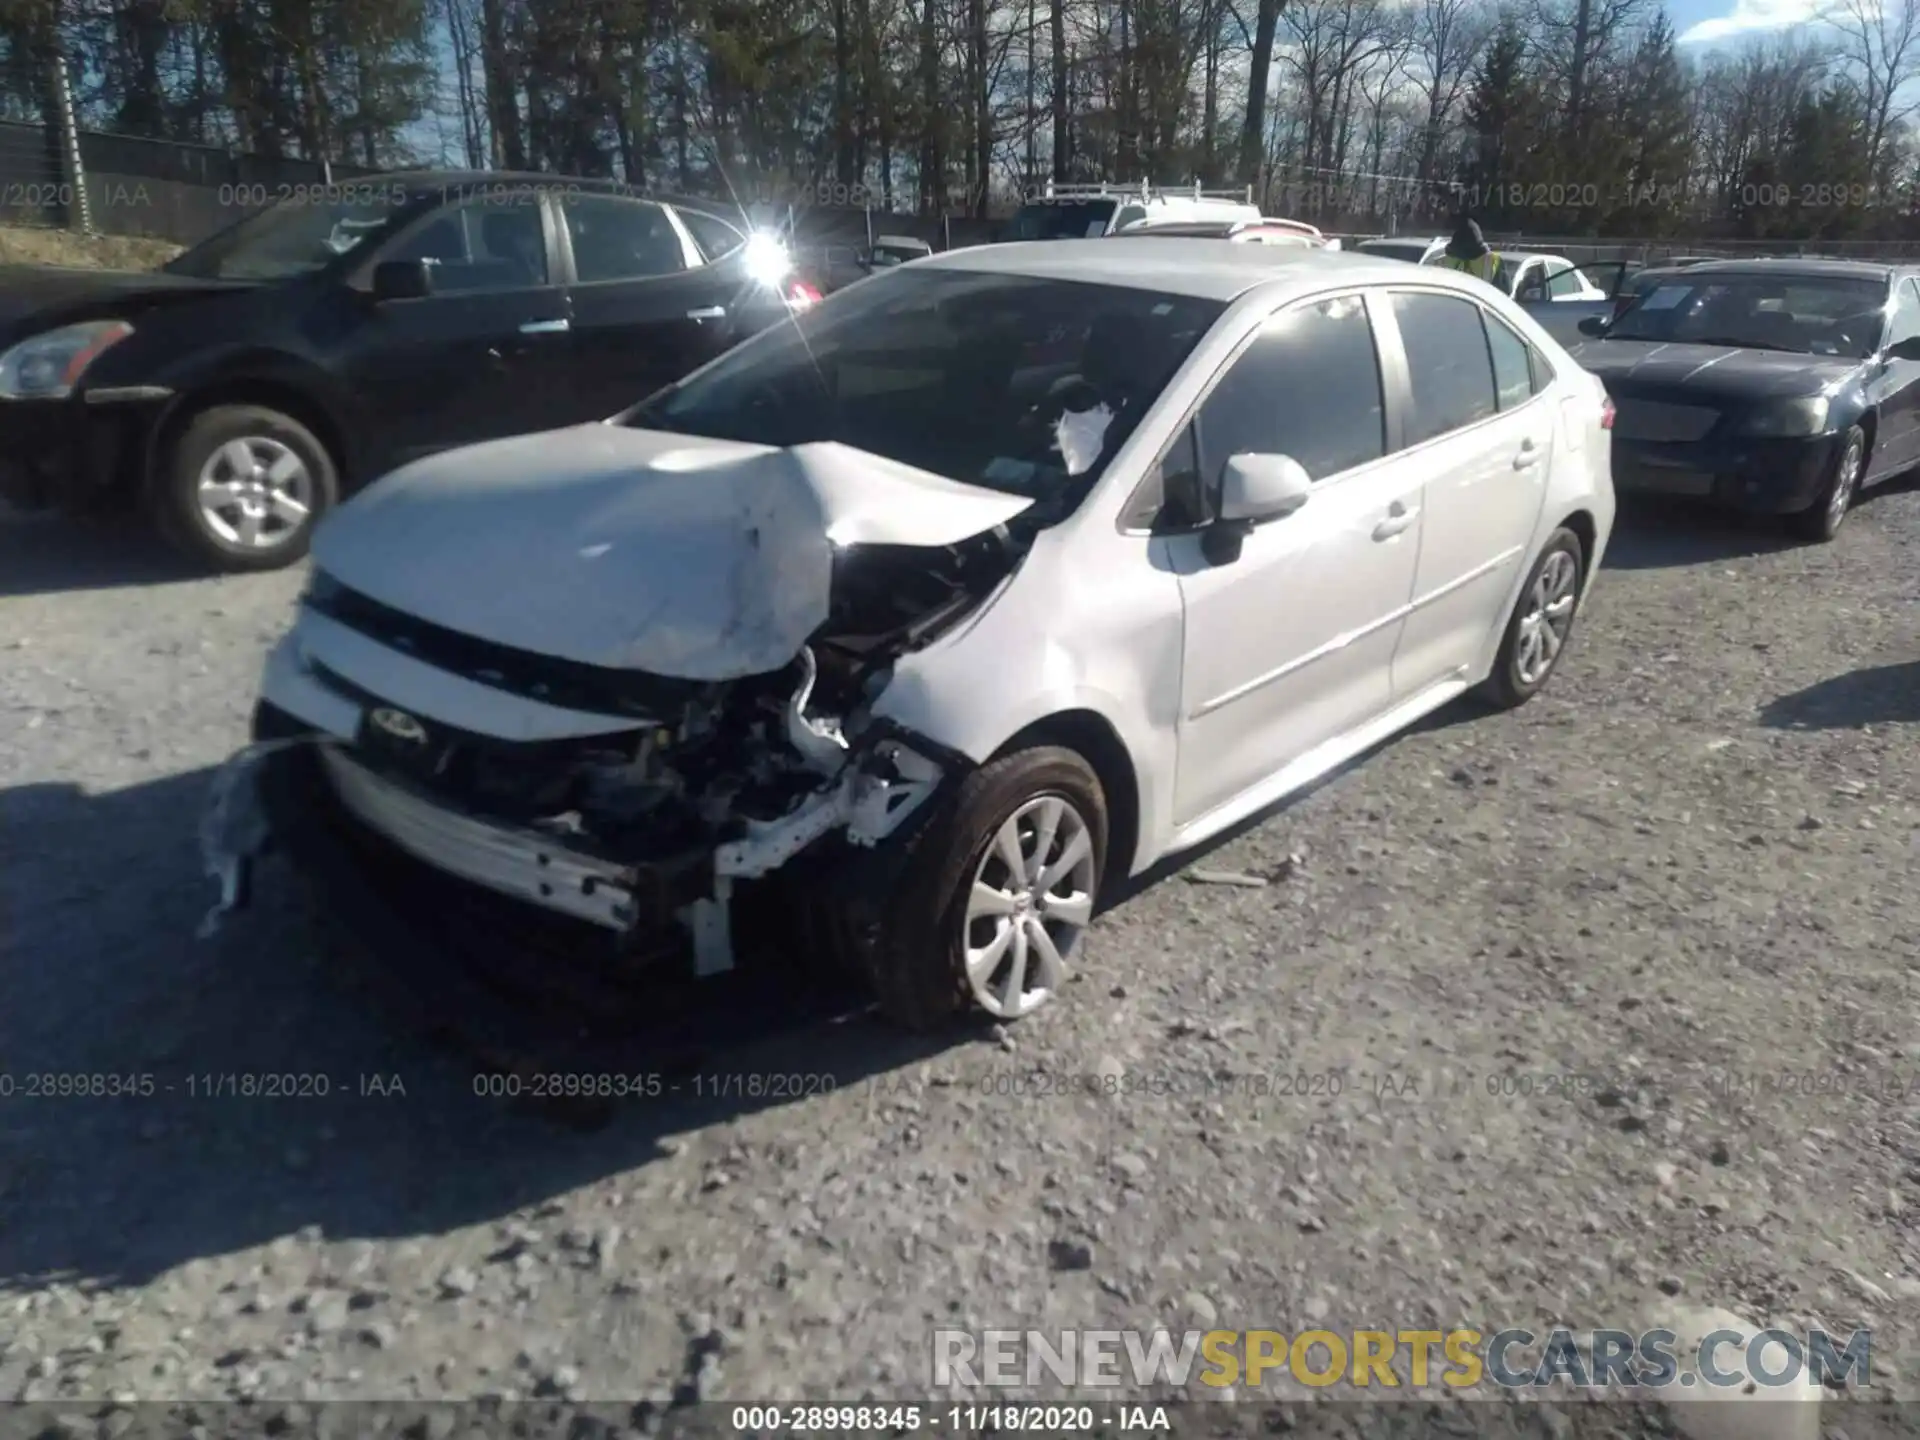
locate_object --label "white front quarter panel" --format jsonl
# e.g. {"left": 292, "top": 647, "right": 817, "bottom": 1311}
{"left": 867, "top": 521, "right": 1184, "bottom": 878}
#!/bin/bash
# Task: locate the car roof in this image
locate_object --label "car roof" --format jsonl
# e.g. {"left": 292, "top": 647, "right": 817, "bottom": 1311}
{"left": 873, "top": 234, "right": 929, "bottom": 248}
{"left": 917, "top": 237, "right": 1479, "bottom": 302}
{"left": 1114, "top": 220, "right": 1241, "bottom": 237}
{"left": 1668, "top": 256, "right": 1900, "bottom": 282}
{"left": 378, "top": 170, "right": 744, "bottom": 217}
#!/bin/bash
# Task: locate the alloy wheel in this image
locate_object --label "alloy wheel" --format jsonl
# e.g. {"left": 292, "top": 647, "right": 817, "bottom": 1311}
{"left": 1514, "top": 548, "right": 1580, "bottom": 687}
{"left": 1828, "top": 436, "right": 1862, "bottom": 533}
{"left": 962, "top": 794, "right": 1097, "bottom": 1020}
{"left": 197, "top": 437, "right": 314, "bottom": 550}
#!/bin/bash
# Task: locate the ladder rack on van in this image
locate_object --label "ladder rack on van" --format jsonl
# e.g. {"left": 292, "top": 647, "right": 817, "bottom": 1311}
{"left": 1037, "top": 179, "right": 1256, "bottom": 205}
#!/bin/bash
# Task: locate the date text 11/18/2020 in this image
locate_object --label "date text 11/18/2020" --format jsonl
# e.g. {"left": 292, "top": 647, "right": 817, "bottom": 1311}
{"left": 469, "top": 1071, "right": 842, "bottom": 1102}
{"left": 728, "top": 1405, "right": 1171, "bottom": 1432}
{"left": 0, "top": 1073, "right": 408, "bottom": 1099}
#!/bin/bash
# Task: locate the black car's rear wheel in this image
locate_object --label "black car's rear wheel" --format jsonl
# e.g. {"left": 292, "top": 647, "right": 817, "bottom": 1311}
{"left": 1786, "top": 424, "right": 1864, "bottom": 544}
{"left": 155, "top": 404, "right": 339, "bottom": 573}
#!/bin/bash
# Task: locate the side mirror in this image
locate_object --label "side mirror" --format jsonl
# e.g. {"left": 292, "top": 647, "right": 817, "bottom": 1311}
{"left": 1219, "top": 452, "right": 1312, "bottom": 524}
{"left": 1886, "top": 335, "right": 1920, "bottom": 362}
{"left": 1578, "top": 315, "right": 1609, "bottom": 337}
{"left": 372, "top": 259, "right": 433, "bottom": 302}
{"left": 1204, "top": 453, "right": 1311, "bottom": 564}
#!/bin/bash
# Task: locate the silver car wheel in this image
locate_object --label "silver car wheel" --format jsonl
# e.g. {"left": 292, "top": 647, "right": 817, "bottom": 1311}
{"left": 1827, "top": 435, "right": 1862, "bottom": 531}
{"left": 1514, "top": 548, "right": 1580, "bottom": 687}
{"left": 962, "top": 794, "right": 1097, "bottom": 1020}
{"left": 197, "top": 437, "right": 313, "bottom": 550}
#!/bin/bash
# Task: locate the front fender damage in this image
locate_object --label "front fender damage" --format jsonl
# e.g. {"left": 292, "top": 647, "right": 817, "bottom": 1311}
{"left": 679, "top": 723, "right": 948, "bottom": 975}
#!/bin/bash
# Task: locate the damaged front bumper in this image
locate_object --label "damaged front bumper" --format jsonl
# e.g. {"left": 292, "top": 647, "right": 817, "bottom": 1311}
{"left": 200, "top": 696, "right": 949, "bottom": 996}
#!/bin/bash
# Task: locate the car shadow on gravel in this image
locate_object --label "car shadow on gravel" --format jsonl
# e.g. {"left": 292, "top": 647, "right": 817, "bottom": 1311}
{"left": 0, "top": 766, "right": 959, "bottom": 1293}
{"left": 1601, "top": 497, "right": 1800, "bottom": 570}
{"left": 0, "top": 508, "right": 203, "bottom": 597}
{"left": 1758, "top": 660, "right": 1920, "bottom": 730}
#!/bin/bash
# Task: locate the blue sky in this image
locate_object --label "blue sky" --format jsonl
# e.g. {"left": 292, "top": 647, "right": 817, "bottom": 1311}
{"left": 1673, "top": 0, "right": 1840, "bottom": 46}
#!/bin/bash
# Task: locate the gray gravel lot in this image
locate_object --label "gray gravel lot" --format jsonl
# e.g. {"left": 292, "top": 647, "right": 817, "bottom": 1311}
{"left": 1, "top": 487, "right": 1917, "bottom": 1435}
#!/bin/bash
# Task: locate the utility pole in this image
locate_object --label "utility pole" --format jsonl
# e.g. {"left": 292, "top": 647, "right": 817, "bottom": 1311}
{"left": 48, "top": 50, "right": 92, "bottom": 236}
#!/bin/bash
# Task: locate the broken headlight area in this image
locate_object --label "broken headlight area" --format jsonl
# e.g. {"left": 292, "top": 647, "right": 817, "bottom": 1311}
{"left": 208, "top": 645, "right": 957, "bottom": 992}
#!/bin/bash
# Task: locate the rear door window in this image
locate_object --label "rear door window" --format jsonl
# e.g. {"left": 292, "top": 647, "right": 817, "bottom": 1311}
{"left": 1390, "top": 291, "right": 1500, "bottom": 444}
{"left": 675, "top": 208, "right": 745, "bottom": 263}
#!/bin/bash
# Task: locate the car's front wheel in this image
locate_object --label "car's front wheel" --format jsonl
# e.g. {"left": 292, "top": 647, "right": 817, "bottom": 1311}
{"left": 1786, "top": 423, "right": 1864, "bottom": 543}
{"left": 155, "top": 404, "right": 339, "bottom": 572}
{"left": 864, "top": 746, "right": 1108, "bottom": 1031}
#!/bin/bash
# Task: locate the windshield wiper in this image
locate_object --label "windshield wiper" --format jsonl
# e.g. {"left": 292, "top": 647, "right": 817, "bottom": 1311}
{"left": 1688, "top": 336, "right": 1803, "bottom": 354}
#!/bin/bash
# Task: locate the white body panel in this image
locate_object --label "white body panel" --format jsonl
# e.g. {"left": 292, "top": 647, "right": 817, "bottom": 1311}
{"left": 257, "top": 241, "right": 1615, "bottom": 924}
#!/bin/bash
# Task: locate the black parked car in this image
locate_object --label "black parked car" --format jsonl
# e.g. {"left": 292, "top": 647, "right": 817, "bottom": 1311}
{"left": 0, "top": 172, "right": 811, "bottom": 571}
{"left": 1570, "top": 258, "right": 1920, "bottom": 542}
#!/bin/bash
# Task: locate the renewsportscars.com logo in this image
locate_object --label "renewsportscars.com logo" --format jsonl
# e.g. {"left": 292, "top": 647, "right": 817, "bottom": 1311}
{"left": 931, "top": 1327, "right": 1872, "bottom": 1391}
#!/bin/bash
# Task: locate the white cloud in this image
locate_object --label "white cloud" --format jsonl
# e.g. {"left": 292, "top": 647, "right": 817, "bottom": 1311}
{"left": 1676, "top": 0, "right": 1840, "bottom": 44}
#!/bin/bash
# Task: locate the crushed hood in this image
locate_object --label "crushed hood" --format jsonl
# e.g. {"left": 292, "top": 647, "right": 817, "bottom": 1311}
{"left": 311, "top": 423, "right": 1036, "bottom": 680}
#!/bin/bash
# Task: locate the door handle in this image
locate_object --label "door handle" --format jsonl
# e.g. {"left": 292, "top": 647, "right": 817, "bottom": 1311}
{"left": 1513, "top": 438, "right": 1541, "bottom": 469}
{"left": 687, "top": 306, "right": 727, "bottom": 321}
{"left": 1372, "top": 503, "right": 1417, "bottom": 541}
{"left": 519, "top": 318, "right": 569, "bottom": 334}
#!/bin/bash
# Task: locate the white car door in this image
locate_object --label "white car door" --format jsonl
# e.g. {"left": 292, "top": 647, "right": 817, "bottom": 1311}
{"left": 1158, "top": 291, "right": 1424, "bottom": 832}
{"left": 1382, "top": 289, "right": 1554, "bottom": 690}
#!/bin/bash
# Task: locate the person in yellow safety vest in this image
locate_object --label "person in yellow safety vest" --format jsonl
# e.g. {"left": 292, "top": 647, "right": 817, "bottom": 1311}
{"left": 1437, "top": 214, "right": 1499, "bottom": 285}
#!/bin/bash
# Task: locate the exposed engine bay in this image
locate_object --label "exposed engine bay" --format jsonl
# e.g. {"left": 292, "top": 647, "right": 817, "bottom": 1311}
{"left": 205, "top": 519, "right": 1025, "bottom": 978}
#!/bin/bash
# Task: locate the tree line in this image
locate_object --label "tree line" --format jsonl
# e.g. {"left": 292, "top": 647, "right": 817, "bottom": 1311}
{"left": 4, "top": 0, "right": 1919, "bottom": 237}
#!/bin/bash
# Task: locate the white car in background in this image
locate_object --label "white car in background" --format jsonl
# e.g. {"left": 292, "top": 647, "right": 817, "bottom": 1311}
{"left": 1004, "top": 181, "right": 1262, "bottom": 240}
{"left": 1357, "top": 235, "right": 1448, "bottom": 265}
{"left": 1485, "top": 252, "right": 1624, "bottom": 345}
{"left": 214, "top": 239, "right": 1616, "bottom": 1036}
{"left": 1117, "top": 216, "right": 1336, "bottom": 248}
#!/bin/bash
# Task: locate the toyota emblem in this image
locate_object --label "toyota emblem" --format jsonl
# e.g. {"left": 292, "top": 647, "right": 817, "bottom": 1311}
{"left": 368, "top": 707, "right": 429, "bottom": 746}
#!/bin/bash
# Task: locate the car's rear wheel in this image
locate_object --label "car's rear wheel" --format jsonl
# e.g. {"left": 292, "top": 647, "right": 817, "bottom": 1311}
{"left": 1786, "top": 424, "right": 1864, "bottom": 544}
{"left": 155, "top": 404, "right": 338, "bottom": 572}
{"left": 863, "top": 746, "right": 1107, "bottom": 1032}
{"left": 1475, "top": 527, "right": 1586, "bottom": 711}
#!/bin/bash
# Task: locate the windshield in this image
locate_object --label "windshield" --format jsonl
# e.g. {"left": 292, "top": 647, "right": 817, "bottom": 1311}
{"left": 1005, "top": 200, "right": 1118, "bottom": 241}
{"left": 1605, "top": 274, "right": 1887, "bottom": 357}
{"left": 164, "top": 191, "right": 413, "bottom": 280}
{"left": 622, "top": 269, "right": 1224, "bottom": 512}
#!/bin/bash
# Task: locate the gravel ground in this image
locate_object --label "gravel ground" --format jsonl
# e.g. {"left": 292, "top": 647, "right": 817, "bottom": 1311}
{"left": 1, "top": 483, "right": 1917, "bottom": 1437}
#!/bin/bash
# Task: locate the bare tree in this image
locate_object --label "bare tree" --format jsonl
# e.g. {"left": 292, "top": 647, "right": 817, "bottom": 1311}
{"left": 1406, "top": 0, "right": 1491, "bottom": 184}
{"left": 1833, "top": 0, "right": 1919, "bottom": 176}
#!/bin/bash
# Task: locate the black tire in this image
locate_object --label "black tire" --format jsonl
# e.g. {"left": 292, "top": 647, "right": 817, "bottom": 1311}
{"left": 154, "top": 403, "right": 339, "bottom": 573}
{"left": 862, "top": 746, "right": 1108, "bottom": 1032}
{"left": 1785, "top": 424, "right": 1864, "bottom": 543}
{"left": 1474, "top": 527, "right": 1587, "bottom": 711}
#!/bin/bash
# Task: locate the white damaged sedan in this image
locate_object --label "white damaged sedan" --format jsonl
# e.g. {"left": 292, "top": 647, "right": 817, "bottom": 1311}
{"left": 209, "top": 238, "right": 1614, "bottom": 1032}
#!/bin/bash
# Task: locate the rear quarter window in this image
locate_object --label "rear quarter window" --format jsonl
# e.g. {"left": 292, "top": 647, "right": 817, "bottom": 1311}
{"left": 1389, "top": 291, "right": 1499, "bottom": 443}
